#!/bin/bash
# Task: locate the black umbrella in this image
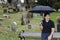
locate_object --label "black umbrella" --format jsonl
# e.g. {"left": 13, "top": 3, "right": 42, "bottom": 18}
{"left": 29, "top": 6, "right": 56, "bottom": 13}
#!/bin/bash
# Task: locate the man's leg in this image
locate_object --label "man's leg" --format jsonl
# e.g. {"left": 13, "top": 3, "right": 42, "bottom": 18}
{"left": 41, "top": 33, "right": 47, "bottom": 40}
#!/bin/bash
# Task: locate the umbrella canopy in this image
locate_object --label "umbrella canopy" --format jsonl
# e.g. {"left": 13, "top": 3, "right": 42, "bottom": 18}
{"left": 29, "top": 6, "right": 56, "bottom": 13}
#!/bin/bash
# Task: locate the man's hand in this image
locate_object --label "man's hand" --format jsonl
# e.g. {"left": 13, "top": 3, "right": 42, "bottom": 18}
{"left": 48, "top": 35, "right": 52, "bottom": 40}
{"left": 48, "top": 28, "right": 54, "bottom": 40}
{"left": 39, "top": 22, "right": 43, "bottom": 30}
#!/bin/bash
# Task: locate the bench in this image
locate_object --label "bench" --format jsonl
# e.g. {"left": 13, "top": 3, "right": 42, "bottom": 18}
{"left": 19, "top": 32, "right": 60, "bottom": 40}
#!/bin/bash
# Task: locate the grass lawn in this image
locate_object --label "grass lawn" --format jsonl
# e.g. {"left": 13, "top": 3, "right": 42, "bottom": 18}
{"left": 0, "top": 8, "right": 60, "bottom": 40}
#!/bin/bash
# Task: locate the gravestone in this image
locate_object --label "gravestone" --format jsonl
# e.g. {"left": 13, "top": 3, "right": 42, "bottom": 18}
{"left": 3, "top": 9, "right": 9, "bottom": 18}
{"left": 22, "top": 7, "right": 26, "bottom": 12}
{"left": 21, "top": 13, "right": 30, "bottom": 25}
{"left": 57, "top": 17, "right": 60, "bottom": 23}
{"left": 57, "top": 16, "right": 60, "bottom": 32}
{"left": 28, "top": 24, "right": 31, "bottom": 29}
{"left": 29, "top": 13, "right": 33, "bottom": 18}
{"left": 8, "top": 7, "right": 19, "bottom": 13}
{"left": 11, "top": 22, "right": 17, "bottom": 32}
{"left": 3, "top": 9, "right": 7, "bottom": 14}
{"left": 8, "top": 8, "right": 13, "bottom": 13}
{"left": 57, "top": 23, "right": 60, "bottom": 32}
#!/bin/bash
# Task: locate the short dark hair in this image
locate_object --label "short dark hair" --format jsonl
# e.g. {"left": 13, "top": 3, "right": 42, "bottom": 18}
{"left": 44, "top": 13, "right": 50, "bottom": 17}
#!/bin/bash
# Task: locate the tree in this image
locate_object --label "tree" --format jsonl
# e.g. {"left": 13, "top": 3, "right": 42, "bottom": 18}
{"left": 7, "top": 0, "right": 12, "bottom": 3}
{"left": 35, "top": 0, "right": 60, "bottom": 11}
{"left": 37, "top": 0, "right": 55, "bottom": 6}
{"left": 53, "top": 2, "right": 60, "bottom": 10}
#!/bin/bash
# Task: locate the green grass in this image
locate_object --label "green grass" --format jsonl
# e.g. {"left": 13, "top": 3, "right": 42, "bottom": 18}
{"left": 0, "top": 8, "right": 60, "bottom": 40}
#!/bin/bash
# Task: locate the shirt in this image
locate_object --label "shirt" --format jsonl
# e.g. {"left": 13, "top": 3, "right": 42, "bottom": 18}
{"left": 42, "top": 20, "right": 55, "bottom": 33}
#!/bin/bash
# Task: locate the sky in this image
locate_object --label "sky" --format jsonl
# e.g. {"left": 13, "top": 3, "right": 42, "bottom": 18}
{"left": 20, "top": 0, "right": 24, "bottom": 3}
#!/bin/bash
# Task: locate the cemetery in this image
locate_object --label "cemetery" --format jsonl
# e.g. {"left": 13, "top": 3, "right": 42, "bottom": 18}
{"left": 0, "top": 7, "right": 60, "bottom": 40}
{"left": 0, "top": 0, "right": 60, "bottom": 40}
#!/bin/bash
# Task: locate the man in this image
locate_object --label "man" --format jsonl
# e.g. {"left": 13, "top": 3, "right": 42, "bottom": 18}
{"left": 40, "top": 13, "right": 55, "bottom": 40}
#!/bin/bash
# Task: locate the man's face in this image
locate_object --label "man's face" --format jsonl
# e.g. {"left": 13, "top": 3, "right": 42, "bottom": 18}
{"left": 45, "top": 15, "right": 50, "bottom": 20}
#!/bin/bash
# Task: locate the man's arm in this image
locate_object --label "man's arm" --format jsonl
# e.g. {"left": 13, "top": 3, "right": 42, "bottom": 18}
{"left": 48, "top": 28, "right": 54, "bottom": 40}
{"left": 50, "top": 28, "right": 55, "bottom": 37}
{"left": 49, "top": 21, "right": 55, "bottom": 37}
{"left": 39, "top": 23, "right": 43, "bottom": 30}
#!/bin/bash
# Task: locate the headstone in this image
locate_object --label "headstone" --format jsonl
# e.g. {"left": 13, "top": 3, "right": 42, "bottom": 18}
{"left": 21, "top": 13, "right": 30, "bottom": 25}
{"left": 3, "top": 9, "right": 9, "bottom": 18}
{"left": 8, "top": 8, "right": 13, "bottom": 13}
{"left": 10, "top": 8, "right": 13, "bottom": 13}
{"left": 30, "top": 13, "right": 33, "bottom": 18}
{"left": 11, "top": 22, "right": 17, "bottom": 32}
{"left": 58, "top": 9, "right": 60, "bottom": 12}
{"left": 57, "top": 23, "right": 60, "bottom": 32}
{"left": 57, "top": 16, "right": 60, "bottom": 23}
{"left": 57, "top": 16, "right": 60, "bottom": 32}
{"left": 17, "top": 3, "right": 21, "bottom": 7}
{"left": 3, "top": 9, "right": 7, "bottom": 14}
{"left": 28, "top": 24, "right": 31, "bottom": 29}
{"left": 22, "top": 7, "right": 26, "bottom": 12}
